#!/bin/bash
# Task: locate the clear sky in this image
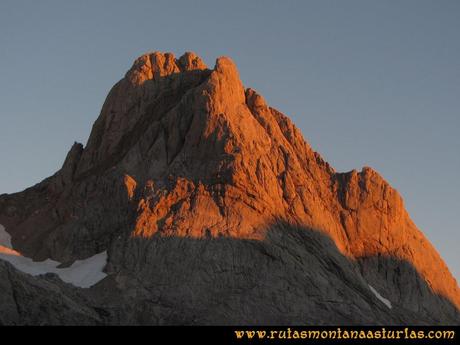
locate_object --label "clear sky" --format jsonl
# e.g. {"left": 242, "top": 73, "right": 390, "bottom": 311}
{"left": 0, "top": 1, "right": 459, "bottom": 281}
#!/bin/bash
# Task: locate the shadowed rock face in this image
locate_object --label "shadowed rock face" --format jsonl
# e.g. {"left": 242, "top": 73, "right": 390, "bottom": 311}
{"left": 0, "top": 51, "right": 458, "bottom": 325}
{"left": 0, "top": 224, "right": 457, "bottom": 325}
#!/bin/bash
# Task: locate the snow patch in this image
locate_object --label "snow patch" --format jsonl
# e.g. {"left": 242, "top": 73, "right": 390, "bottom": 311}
{"left": 0, "top": 224, "right": 12, "bottom": 248}
{"left": 0, "top": 224, "right": 107, "bottom": 288}
{"left": 368, "top": 284, "right": 392, "bottom": 309}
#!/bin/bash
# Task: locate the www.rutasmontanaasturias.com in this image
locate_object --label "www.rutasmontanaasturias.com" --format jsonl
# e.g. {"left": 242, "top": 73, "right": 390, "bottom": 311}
{"left": 233, "top": 327, "right": 456, "bottom": 341}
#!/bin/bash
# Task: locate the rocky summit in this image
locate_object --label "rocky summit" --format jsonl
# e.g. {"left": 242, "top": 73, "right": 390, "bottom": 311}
{"left": 0, "top": 51, "right": 458, "bottom": 325}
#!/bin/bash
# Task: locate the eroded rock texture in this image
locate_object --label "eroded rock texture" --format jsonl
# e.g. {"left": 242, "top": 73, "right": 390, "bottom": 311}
{"left": 0, "top": 51, "right": 458, "bottom": 325}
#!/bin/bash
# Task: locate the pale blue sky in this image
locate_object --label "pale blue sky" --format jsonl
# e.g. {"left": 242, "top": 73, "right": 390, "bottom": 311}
{"left": 0, "top": 1, "right": 459, "bottom": 280}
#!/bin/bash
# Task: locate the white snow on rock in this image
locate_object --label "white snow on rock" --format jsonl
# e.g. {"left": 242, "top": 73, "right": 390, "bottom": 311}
{"left": 368, "top": 284, "right": 392, "bottom": 309}
{"left": 0, "top": 224, "right": 107, "bottom": 288}
{"left": 0, "top": 224, "right": 13, "bottom": 248}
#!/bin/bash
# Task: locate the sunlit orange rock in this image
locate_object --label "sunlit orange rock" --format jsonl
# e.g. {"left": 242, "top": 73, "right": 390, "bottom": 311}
{"left": 0, "top": 51, "right": 458, "bottom": 324}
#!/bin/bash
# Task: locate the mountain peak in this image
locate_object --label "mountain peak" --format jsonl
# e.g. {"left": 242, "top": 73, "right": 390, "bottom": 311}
{"left": 126, "top": 51, "right": 209, "bottom": 85}
{"left": 214, "top": 56, "right": 239, "bottom": 76}
{"left": 178, "top": 51, "right": 208, "bottom": 71}
{"left": 0, "top": 51, "right": 458, "bottom": 325}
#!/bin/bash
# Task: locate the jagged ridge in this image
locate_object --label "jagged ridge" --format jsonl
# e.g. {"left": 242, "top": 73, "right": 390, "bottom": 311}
{"left": 0, "top": 51, "right": 458, "bottom": 325}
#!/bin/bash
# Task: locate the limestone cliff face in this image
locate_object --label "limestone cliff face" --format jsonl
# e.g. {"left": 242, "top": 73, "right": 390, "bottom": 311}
{"left": 0, "top": 52, "right": 458, "bottom": 325}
